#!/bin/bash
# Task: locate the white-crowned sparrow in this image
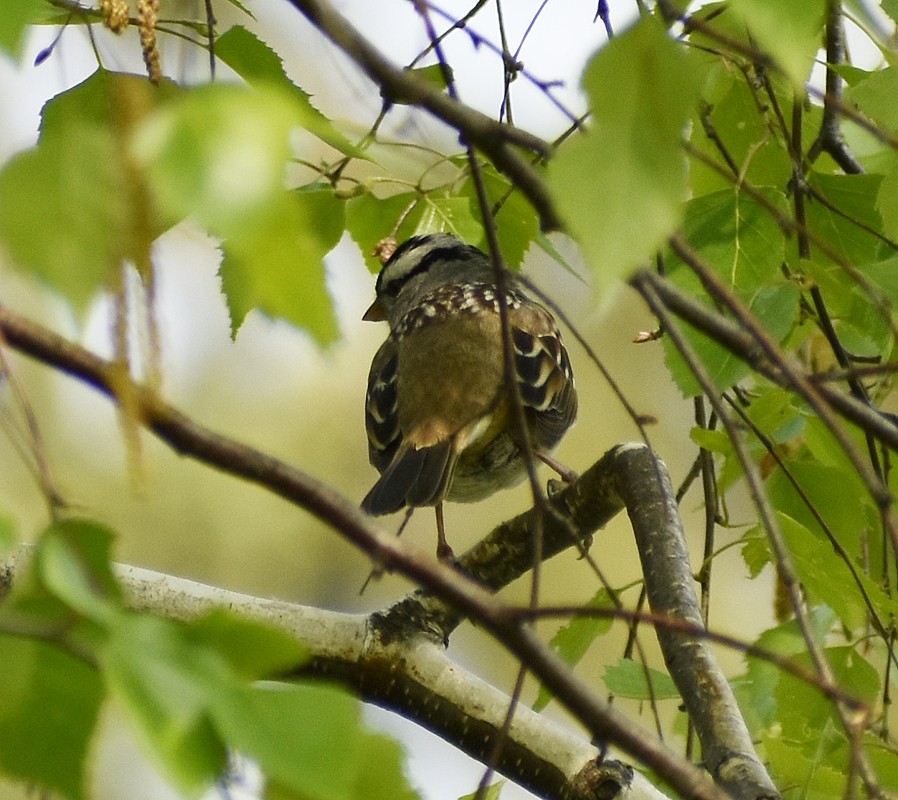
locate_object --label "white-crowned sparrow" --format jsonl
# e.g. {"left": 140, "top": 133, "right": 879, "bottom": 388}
{"left": 362, "top": 233, "right": 577, "bottom": 557}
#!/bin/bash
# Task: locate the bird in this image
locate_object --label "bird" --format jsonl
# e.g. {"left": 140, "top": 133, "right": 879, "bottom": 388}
{"left": 361, "top": 232, "right": 577, "bottom": 559}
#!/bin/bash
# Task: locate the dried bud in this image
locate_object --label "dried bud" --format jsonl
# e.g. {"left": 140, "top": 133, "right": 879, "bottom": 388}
{"left": 100, "top": 0, "right": 130, "bottom": 33}
{"left": 373, "top": 237, "right": 398, "bottom": 265}
{"left": 137, "top": 0, "right": 161, "bottom": 84}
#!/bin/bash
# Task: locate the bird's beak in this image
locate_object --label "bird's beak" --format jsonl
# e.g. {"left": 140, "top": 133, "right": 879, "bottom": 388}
{"left": 362, "top": 298, "right": 386, "bottom": 322}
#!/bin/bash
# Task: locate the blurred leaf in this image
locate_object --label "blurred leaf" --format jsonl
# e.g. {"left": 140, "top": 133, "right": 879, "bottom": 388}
{"left": 548, "top": 17, "right": 698, "bottom": 296}
{"left": 763, "top": 729, "right": 848, "bottom": 799}
{"left": 36, "top": 518, "right": 121, "bottom": 623}
{"left": 727, "top": 0, "right": 825, "bottom": 87}
{"left": 188, "top": 609, "right": 308, "bottom": 679}
{"left": 603, "top": 659, "right": 679, "bottom": 701}
{"left": 533, "top": 590, "right": 615, "bottom": 711}
{"left": 0, "top": 70, "right": 177, "bottom": 308}
{"left": 219, "top": 187, "right": 344, "bottom": 342}
{"left": 133, "top": 82, "right": 300, "bottom": 232}
{"left": 884, "top": 0, "right": 898, "bottom": 24}
{"left": 0, "top": 511, "right": 18, "bottom": 551}
{"left": 0, "top": 0, "right": 52, "bottom": 57}
{"left": 214, "top": 25, "right": 360, "bottom": 156}
{"left": 348, "top": 729, "right": 420, "bottom": 800}
{"left": 217, "top": 681, "right": 417, "bottom": 800}
{"left": 103, "top": 614, "right": 229, "bottom": 792}
{"left": 0, "top": 123, "right": 126, "bottom": 308}
{"left": 0, "top": 634, "right": 103, "bottom": 798}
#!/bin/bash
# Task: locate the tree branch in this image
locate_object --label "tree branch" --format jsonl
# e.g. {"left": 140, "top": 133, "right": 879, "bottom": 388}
{"left": 0, "top": 548, "right": 668, "bottom": 800}
{"left": 0, "top": 305, "right": 733, "bottom": 800}
{"left": 281, "top": 0, "right": 562, "bottom": 230}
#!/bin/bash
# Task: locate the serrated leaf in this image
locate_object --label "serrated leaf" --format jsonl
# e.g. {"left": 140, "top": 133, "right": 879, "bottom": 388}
{"left": 214, "top": 26, "right": 360, "bottom": 157}
{"left": 533, "top": 590, "right": 614, "bottom": 711}
{"left": 663, "top": 281, "right": 799, "bottom": 396}
{"left": 740, "top": 531, "right": 771, "bottom": 579}
{"left": 548, "top": 18, "right": 698, "bottom": 297}
{"left": 0, "top": 69, "right": 178, "bottom": 308}
{"left": 0, "top": 634, "right": 103, "bottom": 798}
{"left": 603, "top": 658, "right": 680, "bottom": 701}
{"left": 670, "top": 188, "right": 788, "bottom": 295}
{"left": 771, "top": 512, "right": 898, "bottom": 631}
{"left": 727, "top": 0, "right": 826, "bottom": 87}
{"left": 219, "top": 187, "right": 343, "bottom": 342}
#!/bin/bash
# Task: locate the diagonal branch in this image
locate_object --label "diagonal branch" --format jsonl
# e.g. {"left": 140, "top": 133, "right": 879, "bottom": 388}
{"left": 0, "top": 304, "right": 732, "bottom": 800}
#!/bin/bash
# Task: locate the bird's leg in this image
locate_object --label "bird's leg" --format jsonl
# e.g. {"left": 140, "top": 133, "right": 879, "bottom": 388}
{"left": 359, "top": 507, "right": 415, "bottom": 594}
{"left": 434, "top": 502, "right": 455, "bottom": 560}
{"left": 537, "top": 450, "right": 579, "bottom": 483}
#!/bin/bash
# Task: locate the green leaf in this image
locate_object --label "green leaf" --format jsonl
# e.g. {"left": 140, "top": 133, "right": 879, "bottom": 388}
{"left": 669, "top": 188, "right": 789, "bottom": 295}
{"left": 883, "top": 0, "right": 898, "bottom": 25}
{"left": 733, "top": 607, "right": 836, "bottom": 733}
{"left": 461, "top": 165, "right": 540, "bottom": 270}
{"left": 460, "top": 781, "right": 505, "bottom": 800}
{"left": 768, "top": 512, "right": 898, "bottom": 631}
{"left": 0, "top": 123, "right": 126, "bottom": 308}
{"left": 421, "top": 195, "right": 482, "bottom": 244}
{"left": 187, "top": 609, "right": 308, "bottom": 679}
{"left": 102, "top": 614, "right": 229, "bottom": 792}
{"left": 214, "top": 25, "right": 360, "bottom": 157}
{"left": 346, "top": 192, "right": 428, "bottom": 273}
{"left": 726, "top": 0, "right": 826, "bottom": 87}
{"left": 806, "top": 172, "right": 885, "bottom": 267}
{"left": 36, "top": 518, "right": 121, "bottom": 623}
{"left": 392, "top": 64, "right": 453, "bottom": 102}
{"left": 219, "top": 187, "right": 344, "bottom": 342}
{"left": 603, "top": 659, "right": 680, "bottom": 701}
{"left": 845, "top": 66, "right": 898, "bottom": 134}
{"left": 547, "top": 17, "right": 698, "bottom": 296}
{"left": 533, "top": 590, "right": 615, "bottom": 711}
{"left": 0, "top": 70, "right": 178, "bottom": 308}
{"left": 0, "top": 634, "right": 103, "bottom": 798}
{"left": 216, "top": 681, "right": 417, "bottom": 800}
{"left": 0, "top": 511, "right": 18, "bottom": 551}
{"left": 662, "top": 281, "right": 799, "bottom": 396}
{"left": 0, "top": 0, "right": 52, "bottom": 57}
{"left": 133, "top": 82, "right": 300, "bottom": 232}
